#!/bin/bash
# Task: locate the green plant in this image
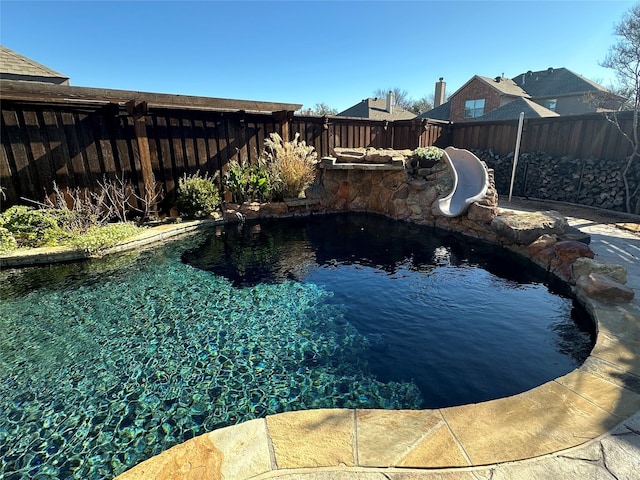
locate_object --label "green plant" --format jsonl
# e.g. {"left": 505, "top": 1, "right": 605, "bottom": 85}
{"left": 70, "top": 222, "right": 142, "bottom": 253}
{"left": 176, "top": 171, "right": 221, "bottom": 219}
{"left": 0, "top": 227, "right": 17, "bottom": 254}
{"left": 413, "top": 146, "right": 444, "bottom": 161}
{"left": 262, "top": 133, "right": 317, "bottom": 200}
{"left": 223, "top": 159, "right": 273, "bottom": 203}
{"left": 0, "top": 205, "right": 70, "bottom": 247}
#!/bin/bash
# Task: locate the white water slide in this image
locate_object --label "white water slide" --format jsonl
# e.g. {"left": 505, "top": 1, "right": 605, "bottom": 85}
{"left": 435, "top": 146, "right": 489, "bottom": 217}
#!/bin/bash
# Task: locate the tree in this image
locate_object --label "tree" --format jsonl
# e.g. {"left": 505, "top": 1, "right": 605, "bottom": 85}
{"left": 373, "top": 87, "right": 413, "bottom": 110}
{"left": 602, "top": 2, "right": 640, "bottom": 213}
{"left": 408, "top": 95, "right": 434, "bottom": 115}
{"left": 298, "top": 102, "right": 338, "bottom": 116}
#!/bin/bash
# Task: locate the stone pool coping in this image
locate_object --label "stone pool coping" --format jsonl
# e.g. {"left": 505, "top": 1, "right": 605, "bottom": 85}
{"left": 2, "top": 214, "right": 639, "bottom": 479}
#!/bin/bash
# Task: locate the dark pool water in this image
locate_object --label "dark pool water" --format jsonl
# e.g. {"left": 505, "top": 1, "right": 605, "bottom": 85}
{"left": 0, "top": 213, "right": 594, "bottom": 479}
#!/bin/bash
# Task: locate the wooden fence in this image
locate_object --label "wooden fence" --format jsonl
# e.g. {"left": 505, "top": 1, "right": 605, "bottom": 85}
{"left": 1, "top": 80, "right": 636, "bottom": 214}
{"left": 0, "top": 86, "right": 447, "bottom": 210}
{"left": 449, "top": 112, "right": 634, "bottom": 160}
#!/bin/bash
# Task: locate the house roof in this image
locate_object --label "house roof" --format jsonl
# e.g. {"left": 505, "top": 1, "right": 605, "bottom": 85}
{"left": 474, "top": 97, "right": 559, "bottom": 121}
{"left": 418, "top": 101, "right": 451, "bottom": 121}
{"left": 337, "top": 97, "right": 416, "bottom": 120}
{"left": 512, "top": 67, "right": 608, "bottom": 97}
{"left": 451, "top": 75, "right": 529, "bottom": 99}
{"left": 0, "top": 45, "right": 69, "bottom": 84}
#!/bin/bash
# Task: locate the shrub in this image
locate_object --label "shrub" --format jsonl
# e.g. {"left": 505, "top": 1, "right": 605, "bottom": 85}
{"left": 262, "top": 133, "right": 317, "bottom": 200}
{"left": 413, "top": 146, "right": 444, "bottom": 161}
{"left": 224, "top": 159, "right": 273, "bottom": 203}
{"left": 70, "top": 223, "right": 142, "bottom": 253}
{"left": 176, "top": 171, "right": 221, "bottom": 219}
{"left": 0, "top": 205, "right": 69, "bottom": 247}
{"left": 0, "top": 227, "right": 17, "bottom": 254}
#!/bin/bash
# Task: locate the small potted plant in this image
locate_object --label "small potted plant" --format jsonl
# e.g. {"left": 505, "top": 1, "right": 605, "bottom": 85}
{"left": 413, "top": 146, "right": 444, "bottom": 168}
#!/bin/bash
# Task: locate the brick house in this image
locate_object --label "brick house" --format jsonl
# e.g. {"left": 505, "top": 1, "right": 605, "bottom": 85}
{"left": 421, "top": 67, "right": 625, "bottom": 122}
{"left": 448, "top": 75, "right": 529, "bottom": 122}
{"left": 513, "top": 67, "right": 625, "bottom": 115}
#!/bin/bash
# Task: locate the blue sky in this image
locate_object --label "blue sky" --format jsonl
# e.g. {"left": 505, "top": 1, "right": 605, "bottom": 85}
{"left": 0, "top": 0, "right": 635, "bottom": 112}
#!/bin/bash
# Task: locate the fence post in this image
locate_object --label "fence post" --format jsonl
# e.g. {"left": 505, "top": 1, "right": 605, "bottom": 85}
{"left": 274, "top": 110, "right": 295, "bottom": 141}
{"left": 126, "top": 99, "right": 157, "bottom": 218}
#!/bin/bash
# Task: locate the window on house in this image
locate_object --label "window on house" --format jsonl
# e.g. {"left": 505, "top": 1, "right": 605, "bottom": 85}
{"left": 464, "top": 99, "right": 485, "bottom": 118}
{"left": 544, "top": 99, "right": 557, "bottom": 111}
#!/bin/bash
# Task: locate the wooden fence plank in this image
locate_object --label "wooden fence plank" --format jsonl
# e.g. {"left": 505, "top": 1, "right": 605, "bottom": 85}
{"left": 23, "top": 109, "right": 52, "bottom": 200}
{"left": 2, "top": 108, "right": 37, "bottom": 201}
{"left": 42, "top": 111, "right": 72, "bottom": 189}
{"left": 0, "top": 119, "right": 19, "bottom": 204}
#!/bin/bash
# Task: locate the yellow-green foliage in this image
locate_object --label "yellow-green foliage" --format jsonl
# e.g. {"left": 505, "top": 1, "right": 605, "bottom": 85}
{"left": 0, "top": 205, "right": 70, "bottom": 248}
{"left": 414, "top": 146, "right": 444, "bottom": 161}
{"left": 262, "top": 133, "right": 318, "bottom": 200}
{"left": 70, "top": 223, "right": 142, "bottom": 253}
{"left": 0, "top": 204, "right": 143, "bottom": 255}
{"left": 0, "top": 227, "right": 17, "bottom": 254}
{"left": 176, "top": 171, "right": 221, "bottom": 218}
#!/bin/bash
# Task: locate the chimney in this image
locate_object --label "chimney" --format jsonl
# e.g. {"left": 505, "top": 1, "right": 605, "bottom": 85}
{"left": 386, "top": 91, "right": 395, "bottom": 114}
{"left": 434, "top": 77, "right": 446, "bottom": 108}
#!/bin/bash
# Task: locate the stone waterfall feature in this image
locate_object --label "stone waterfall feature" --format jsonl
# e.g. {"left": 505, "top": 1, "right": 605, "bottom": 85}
{"left": 315, "top": 147, "right": 499, "bottom": 240}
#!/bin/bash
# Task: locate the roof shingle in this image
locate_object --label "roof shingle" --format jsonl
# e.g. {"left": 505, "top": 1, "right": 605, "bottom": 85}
{"left": 0, "top": 45, "right": 69, "bottom": 83}
{"left": 338, "top": 97, "right": 415, "bottom": 120}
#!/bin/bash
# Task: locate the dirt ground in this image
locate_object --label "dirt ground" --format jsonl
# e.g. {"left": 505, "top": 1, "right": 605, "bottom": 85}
{"left": 497, "top": 196, "right": 640, "bottom": 235}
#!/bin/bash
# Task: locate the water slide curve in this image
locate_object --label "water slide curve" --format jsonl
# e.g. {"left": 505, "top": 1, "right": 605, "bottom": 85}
{"left": 435, "top": 146, "right": 489, "bottom": 217}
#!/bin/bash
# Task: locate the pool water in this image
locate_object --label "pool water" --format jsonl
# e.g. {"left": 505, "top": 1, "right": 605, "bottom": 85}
{"left": 0, "top": 213, "right": 594, "bottom": 479}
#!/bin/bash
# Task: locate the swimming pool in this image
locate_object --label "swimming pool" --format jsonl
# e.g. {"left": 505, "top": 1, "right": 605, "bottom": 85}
{"left": 0, "top": 213, "right": 594, "bottom": 479}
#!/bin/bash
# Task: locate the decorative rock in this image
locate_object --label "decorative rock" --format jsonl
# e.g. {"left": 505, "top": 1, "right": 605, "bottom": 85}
{"left": 571, "top": 257, "right": 627, "bottom": 284}
{"left": 320, "top": 156, "right": 337, "bottom": 167}
{"left": 336, "top": 181, "right": 351, "bottom": 200}
{"left": 528, "top": 234, "right": 557, "bottom": 256}
{"left": 408, "top": 179, "right": 427, "bottom": 191}
{"left": 554, "top": 240, "right": 594, "bottom": 261}
{"left": 260, "top": 202, "right": 289, "bottom": 216}
{"left": 363, "top": 148, "right": 396, "bottom": 164}
{"left": 332, "top": 147, "right": 366, "bottom": 163}
{"left": 490, "top": 211, "right": 569, "bottom": 245}
{"left": 551, "top": 240, "right": 595, "bottom": 280}
{"left": 576, "top": 273, "right": 635, "bottom": 303}
{"left": 558, "top": 225, "right": 591, "bottom": 245}
{"left": 239, "top": 202, "right": 261, "bottom": 220}
{"left": 467, "top": 203, "right": 497, "bottom": 224}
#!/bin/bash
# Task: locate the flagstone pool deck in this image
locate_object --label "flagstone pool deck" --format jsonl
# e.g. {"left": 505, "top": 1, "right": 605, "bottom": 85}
{"left": 3, "top": 201, "right": 639, "bottom": 479}
{"left": 107, "top": 202, "right": 640, "bottom": 480}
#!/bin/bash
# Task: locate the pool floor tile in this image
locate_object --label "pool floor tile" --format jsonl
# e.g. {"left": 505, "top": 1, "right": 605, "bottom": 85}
{"left": 441, "top": 381, "right": 621, "bottom": 465}
{"left": 266, "top": 409, "right": 355, "bottom": 468}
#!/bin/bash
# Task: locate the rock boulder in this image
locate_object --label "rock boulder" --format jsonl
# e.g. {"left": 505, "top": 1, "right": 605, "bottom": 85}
{"left": 576, "top": 273, "right": 635, "bottom": 303}
{"left": 491, "top": 211, "right": 569, "bottom": 245}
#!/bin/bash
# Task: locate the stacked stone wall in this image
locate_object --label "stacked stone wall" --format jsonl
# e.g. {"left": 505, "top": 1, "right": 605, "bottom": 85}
{"left": 475, "top": 149, "right": 640, "bottom": 214}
